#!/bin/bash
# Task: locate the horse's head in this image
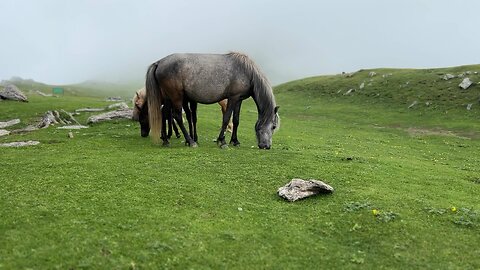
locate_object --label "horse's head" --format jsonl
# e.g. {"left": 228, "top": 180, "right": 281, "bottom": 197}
{"left": 256, "top": 106, "right": 280, "bottom": 149}
{"left": 132, "top": 89, "right": 150, "bottom": 137}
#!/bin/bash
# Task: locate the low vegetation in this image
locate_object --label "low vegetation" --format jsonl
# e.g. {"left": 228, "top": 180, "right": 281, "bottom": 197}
{"left": 1, "top": 65, "right": 479, "bottom": 269}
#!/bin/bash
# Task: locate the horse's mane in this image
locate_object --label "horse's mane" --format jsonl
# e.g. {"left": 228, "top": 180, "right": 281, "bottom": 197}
{"left": 132, "top": 87, "right": 146, "bottom": 120}
{"left": 227, "top": 52, "right": 276, "bottom": 120}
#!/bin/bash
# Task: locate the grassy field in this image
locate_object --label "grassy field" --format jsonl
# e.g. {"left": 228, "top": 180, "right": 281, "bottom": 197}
{"left": 1, "top": 66, "right": 479, "bottom": 269}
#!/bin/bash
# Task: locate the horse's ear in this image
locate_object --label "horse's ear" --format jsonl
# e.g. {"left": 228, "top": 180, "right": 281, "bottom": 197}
{"left": 136, "top": 92, "right": 140, "bottom": 98}
{"left": 274, "top": 106, "right": 279, "bottom": 114}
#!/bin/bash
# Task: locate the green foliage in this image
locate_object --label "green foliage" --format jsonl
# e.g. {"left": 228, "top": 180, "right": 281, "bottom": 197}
{"left": 1, "top": 65, "right": 480, "bottom": 269}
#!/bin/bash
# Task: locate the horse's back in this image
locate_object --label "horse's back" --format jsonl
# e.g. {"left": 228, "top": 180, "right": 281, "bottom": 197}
{"left": 156, "top": 53, "right": 250, "bottom": 104}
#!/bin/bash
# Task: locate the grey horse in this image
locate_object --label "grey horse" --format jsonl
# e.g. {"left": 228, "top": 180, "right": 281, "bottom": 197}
{"left": 145, "top": 52, "right": 279, "bottom": 149}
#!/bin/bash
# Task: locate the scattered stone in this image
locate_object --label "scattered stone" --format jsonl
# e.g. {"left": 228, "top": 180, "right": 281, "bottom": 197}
{"left": 459, "top": 78, "right": 473, "bottom": 90}
{"left": 442, "top": 74, "right": 455, "bottom": 80}
{"left": 408, "top": 101, "right": 418, "bottom": 109}
{"left": 106, "top": 96, "right": 123, "bottom": 102}
{"left": 368, "top": 71, "right": 377, "bottom": 77}
{"left": 0, "top": 84, "right": 28, "bottom": 102}
{"left": 0, "top": 140, "right": 40, "bottom": 147}
{"left": 75, "top": 108, "right": 105, "bottom": 112}
{"left": 87, "top": 108, "right": 133, "bottom": 124}
{"left": 467, "top": 103, "right": 473, "bottom": 110}
{"left": 0, "top": 129, "right": 10, "bottom": 137}
{"left": 57, "top": 125, "right": 89, "bottom": 130}
{"left": 359, "top": 82, "right": 365, "bottom": 90}
{"left": 425, "top": 101, "right": 431, "bottom": 106}
{"left": 466, "top": 71, "right": 472, "bottom": 75}
{"left": 337, "top": 89, "right": 343, "bottom": 94}
{"left": 278, "top": 179, "right": 334, "bottom": 202}
{"left": 106, "top": 102, "right": 129, "bottom": 110}
{"left": 382, "top": 73, "right": 393, "bottom": 78}
{"left": 68, "top": 131, "right": 74, "bottom": 138}
{"left": 343, "top": 72, "right": 355, "bottom": 78}
{"left": 458, "top": 72, "right": 465, "bottom": 78}
{"left": 0, "top": 119, "right": 20, "bottom": 128}
{"left": 10, "top": 110, "right": 79, "bottom": 133}
{"left": 344, "top": 88, "right": 355, "bottom": 95}
{"left": 35, "top": 90, "right": 53, "bottom": 97}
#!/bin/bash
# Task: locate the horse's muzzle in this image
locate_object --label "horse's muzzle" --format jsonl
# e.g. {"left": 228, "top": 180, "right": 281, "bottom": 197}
{"left": 258, "top": 144, "right": 271, "bottom": 150}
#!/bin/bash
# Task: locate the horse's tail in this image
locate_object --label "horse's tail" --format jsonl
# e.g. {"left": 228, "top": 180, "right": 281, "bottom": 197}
{"left": 145, "top": 62, "right": 162, "bottom": 144}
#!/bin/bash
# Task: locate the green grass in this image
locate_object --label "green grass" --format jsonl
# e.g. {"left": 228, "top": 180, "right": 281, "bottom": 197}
{"left": 1, "top": 66, "right": 480, "bottom": 269}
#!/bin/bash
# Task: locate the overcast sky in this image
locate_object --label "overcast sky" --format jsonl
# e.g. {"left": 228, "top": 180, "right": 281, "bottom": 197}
{"left": 1, "top": 0, "right": 479, "bottom": 85}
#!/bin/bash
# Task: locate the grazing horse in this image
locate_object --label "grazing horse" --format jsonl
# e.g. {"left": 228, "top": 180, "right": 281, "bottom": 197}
{"left": 146, "top": 52, "right": 279, "bottom": 149}
{"left": 133, "top": 87, "right": 233, "bottom": 140}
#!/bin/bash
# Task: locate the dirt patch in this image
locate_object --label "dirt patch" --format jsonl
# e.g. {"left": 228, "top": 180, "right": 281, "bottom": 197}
{"left": 404, "top": 127, "right": 479, "bottom": 139}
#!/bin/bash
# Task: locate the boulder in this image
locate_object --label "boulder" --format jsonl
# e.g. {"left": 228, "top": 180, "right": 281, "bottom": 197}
{"left": 442, "top": 74, "right": 455, "bottom": 80}
{"left": 359, "top": 82, "right": 365, "bottom": 90}
{"left": 459, "top": 78, "right": 473, "bottom": 90}
{"left": 106, "top": 102, "right": 129, "bottom": 110}
{"left": 278, "top": 179, "right": 334, "bottom": 202}
{"left": 87, "top": 108, "right": 133, "bottom": 124}
{"left": 0, "top": 119, "right": 20, "bottom": 128}
{"left": 57, "top": 125, "right": 89, "bottom": 129}
{"left": 0, "top": 140, "right": 40, "bottom": 147}
{"left": 0, "top": 129, "right": 10, "bottom": 137}
{"left": 0, "top": 84, "right": 28, "bottom": 102}
{"left": 368, "top": 71, "right": 377, "bottom": 77}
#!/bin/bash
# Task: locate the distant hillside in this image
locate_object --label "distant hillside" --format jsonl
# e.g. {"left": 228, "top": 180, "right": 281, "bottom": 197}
{"left": 275, "top": 64, "right": 480, "bottom": 112}
{"left": 1, "top": 77, "right": 141, "bottom": 99}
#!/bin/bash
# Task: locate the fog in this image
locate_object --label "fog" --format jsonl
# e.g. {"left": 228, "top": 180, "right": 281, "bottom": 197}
{"left": 1, "top": 0, "right": 479, "bottom": 86}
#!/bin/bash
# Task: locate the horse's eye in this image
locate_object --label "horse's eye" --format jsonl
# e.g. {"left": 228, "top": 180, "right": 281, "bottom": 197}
{"left": 272, "top": 125, "right": 276, "bottom": 130}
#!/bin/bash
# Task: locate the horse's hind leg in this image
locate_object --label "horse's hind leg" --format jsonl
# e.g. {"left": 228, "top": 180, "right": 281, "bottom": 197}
{"left": 229, "top": 100, "right": 242, "bottom": 146}
{"left": 172, "top": 105, "right": 197, "bottom": 147}
{"left": 183, "top": 100, "right": 193, "bottom": 144}
{"left": 217, "top": 99, "right": 236, "bottom": 148}
{"left": 160, "top": 105, "right": 170, "bottom": 146}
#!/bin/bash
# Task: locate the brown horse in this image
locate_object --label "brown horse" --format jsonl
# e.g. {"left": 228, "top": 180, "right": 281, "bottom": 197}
{"left": 146, "top": 52, "right": 279, "bottom": 149}
{"left": 132, "top": 87, "right": 232, "bottom": 140}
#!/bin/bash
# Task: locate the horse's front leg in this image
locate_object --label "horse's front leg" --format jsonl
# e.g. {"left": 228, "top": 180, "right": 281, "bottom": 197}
{"left": 229, "top": 100, "right": 242, "bottom": 146}
{"left": 190, "top": 101, "right": 198, "bottom": 142}
{"left": 217, "top": 99, "right": 235, "bottom": 148}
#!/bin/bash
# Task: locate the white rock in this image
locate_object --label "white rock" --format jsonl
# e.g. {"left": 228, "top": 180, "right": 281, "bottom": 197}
{"left": 344, "top": 88, "right": 355, "bottom": 95}
{"left": 0, "top": 140, "right": 40, "bottom": 147}
{"left": 359, "top": 82, "right": 365, "bottom": 90}
{"left": 0, "top": 119, "right": 20, "bottom": 128}
{"left": 368, "top": 71, "right": 377, "bottom": 77}
{"left": 442, "top": 74, "right": 455, "bottom": 80}
{"left": 278, "top": 179, "right": 334, "bottom": 202}
{"left": 57, "top": 125, "right": 89, "bottom": 129}
{"left": 0, "top": 129, "right": 10, "bottom": 137}
{"left": 459, "top": 78, "right": 473, "bottom": 89}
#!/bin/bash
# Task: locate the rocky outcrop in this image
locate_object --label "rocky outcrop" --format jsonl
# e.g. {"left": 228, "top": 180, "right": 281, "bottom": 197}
{"left": 0, "top": 84, "right": 28, "bottom": 102}
{"left": 278, "top": 179, "right": 334, "bottom": 202}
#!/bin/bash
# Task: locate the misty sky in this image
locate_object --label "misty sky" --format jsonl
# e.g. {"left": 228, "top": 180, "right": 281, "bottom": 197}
{"left": 1, "top": 0, "right": 479, "bottom": 85}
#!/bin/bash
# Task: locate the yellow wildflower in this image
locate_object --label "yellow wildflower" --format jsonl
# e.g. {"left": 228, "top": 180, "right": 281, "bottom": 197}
{"left": 372, "top": 209, "right": 379, "bottom": 216}
{"left": 451, "top": 207, "right": 457, "bottom": 212}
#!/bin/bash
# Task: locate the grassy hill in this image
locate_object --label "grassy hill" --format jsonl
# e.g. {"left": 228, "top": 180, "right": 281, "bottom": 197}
{"left": 1, "top": 66, "right": 479, "bottom": 269}
{"left": 1, "top": 77, "right": 141, "bottom": 100}
{"left": 277, "top": 64, "right": 480, "bottom": 113}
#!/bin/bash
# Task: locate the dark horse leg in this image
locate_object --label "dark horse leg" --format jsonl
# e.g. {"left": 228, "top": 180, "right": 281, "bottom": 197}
{"left": 217, "top": 98, "right": 236, "bottom": 148}
{"left": 229, "top": 100, "right": 242, "bottom": 146}
{"left": 172, "top": 101, "right": 197, "bottom": 147}
{"left": 190, "top": 101, "right": 198, "bottom": 142}
{"left": 182, "top": 98, "right": 198, "bottom": 143}
{"left": 161, "top": 101, "right": 171, "bottom": 146}
{"left": 172, "top": 119, "right": 181, "bottom": 138}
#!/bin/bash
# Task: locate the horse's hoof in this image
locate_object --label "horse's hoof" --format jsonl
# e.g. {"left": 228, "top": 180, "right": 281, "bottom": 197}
{"left": 230, "top": 141, "right": 241, "bottom": 147}
{"left": 176, "top": 134, "right": 181, "bottom": 139}
{"left": 190, "top": 142, "right": 198, "bottom": 148}
{"left": 162, "top": 142, "right": 170, "bottom": 147}
{"left": 220, "top": 144, "right": 229, "bottom": 149}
